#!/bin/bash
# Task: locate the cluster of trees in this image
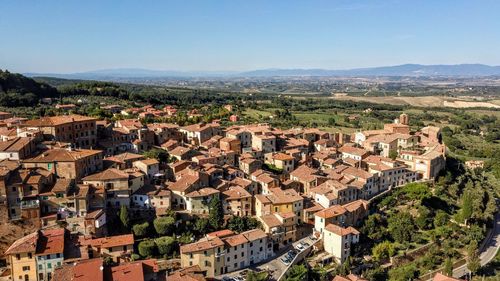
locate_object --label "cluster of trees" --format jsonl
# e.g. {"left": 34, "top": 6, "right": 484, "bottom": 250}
{"left": 264, "top": 96, "right": 406, "bottom": 112}
{"left": 116, "top": 206, "right": 179, "bottom": 259}
{"left": 356, "top": 157, "right": 499, "bottom": 280}
{"left": 288, "top": 258, "right": 354, "bottom": 281}
{"left": 142, "top": 149, "right": 173, "bottom": 164}
{"left": 58, "top": 81, "right": 129, "bottom": 99}
{"left": 134, "top": 214, "right": 178, "bottom": 259}
{"left": 0, "top": 69, "right": 58, "bottom": 106}
{"left": 136, "top": 235, "right": 177, "bottom": 259}
{"left": 0, "top": 70, "right": 271, "bottom": 116}
{"left": 114, "top": 196, "right": 265, "bottom": 263}
{"left": 441, "top": 111, "right": 500, "bottom": 165}
{"left": 195, "top": 197, "right": 261, "bottom": 235}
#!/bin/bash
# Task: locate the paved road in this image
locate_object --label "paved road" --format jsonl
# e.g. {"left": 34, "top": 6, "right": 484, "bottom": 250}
{"left": 217, "top": 235, "right": 317, "bottom": 281}
{"left": 276, "top": 236, "right": 316, "bottom": 280}
{"left": 452, "top": 212, "right": 500, "bottom": 279}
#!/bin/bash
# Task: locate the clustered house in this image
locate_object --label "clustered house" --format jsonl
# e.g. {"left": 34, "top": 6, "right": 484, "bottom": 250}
{"left": 1, "top": 110, "right": 446, "bottom": 280}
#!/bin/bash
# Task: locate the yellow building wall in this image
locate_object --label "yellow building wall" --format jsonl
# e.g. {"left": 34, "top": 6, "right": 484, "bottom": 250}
{"left": 9, "top": 252, "right": 37, "bottom": 281}
{"left": 181, "top": 246, "right": 225, "bottom": 277}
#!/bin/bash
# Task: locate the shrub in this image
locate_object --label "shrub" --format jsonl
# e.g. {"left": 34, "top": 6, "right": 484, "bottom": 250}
{"left": 155, "top": 236, "right": 176, "bottom": 256}
{"left": 154, "top": 216, "right": 175, "bottom": 236}
{"left": 138, "top": 240, "right": 156, "bottom": 257}
{"left": 372, "top": 241, "right": 395, "bottom": 262}
{"left": 132, "top": 222, "right": 149, "bottom": 237}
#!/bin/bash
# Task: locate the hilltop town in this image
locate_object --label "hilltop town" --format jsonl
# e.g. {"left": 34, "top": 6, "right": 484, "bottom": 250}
{"left": 3, "top": 1, "right": 500, "bottom": 280}
{"left": 0, "top": 106, "right": 456, "bottom": 281}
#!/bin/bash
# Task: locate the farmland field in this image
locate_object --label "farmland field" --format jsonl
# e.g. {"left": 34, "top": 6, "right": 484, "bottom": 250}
{"left": 330, "top": 95, "right": 500, "bottom": 108}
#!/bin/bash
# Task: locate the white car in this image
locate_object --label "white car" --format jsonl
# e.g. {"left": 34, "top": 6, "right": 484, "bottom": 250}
{"left": 295, "top": 244, "right": 305, "bottom": 251}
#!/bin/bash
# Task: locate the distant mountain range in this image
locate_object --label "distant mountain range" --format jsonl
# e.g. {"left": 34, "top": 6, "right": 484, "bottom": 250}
{"left": 25, "top": 64, "right": 500, "bottom": 79}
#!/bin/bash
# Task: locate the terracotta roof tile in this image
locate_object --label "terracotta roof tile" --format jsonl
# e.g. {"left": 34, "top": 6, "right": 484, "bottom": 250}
{"left": 338, "top": 146, "right": 369, "bottom": 157}
{"left": 223, "top": 234, "right": 248, "bottom": 247}
{"left": 222, "top": 186, "right": 251, "bottom": 200}
{"left": 36, "top": 228, "right": 65, "bottom": 255}
{"left": 324, "top": 224, "right": 359, "bottom": 236}
{"left": 5, "top": 231, "right": 38, "bottom": 255}
{"left": 82, "top": 168, "right": 129, "bottom": 181}
{"left": 53, "top": 258, "right": 104, "bottom": 281}
{"left": 241, "top": 229, "right": 267, "bottom": 241}
{"left": 185, "top": 187, "right": 219, "bottom": 198}
{"left": 23, "top": 114, "right": 97, "bottom": 127}
{"left": 24, "top": 149, "right": 102, "bottom": 163}
{"left": 180, "top": 237, "right": 224, "bottom": 254}
{"left": 81, "top": 234, "right": 134, "bottom": 249}
{"left": 433, "top": 273, "right": 463, "bottom": 281}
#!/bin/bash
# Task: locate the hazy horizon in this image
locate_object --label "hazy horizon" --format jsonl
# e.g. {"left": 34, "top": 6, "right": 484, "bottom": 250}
{"left": 17, "top": 63, "right": 500, "bottom": 76}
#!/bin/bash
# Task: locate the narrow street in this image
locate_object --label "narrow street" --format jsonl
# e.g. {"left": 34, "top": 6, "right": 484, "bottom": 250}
{"left": 216, "top": 235, "right": 317, "bottom": 281}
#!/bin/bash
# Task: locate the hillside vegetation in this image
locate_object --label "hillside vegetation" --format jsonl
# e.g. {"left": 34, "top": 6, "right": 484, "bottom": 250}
{"left": 0, "top": 69, "right": 58, "bottom": 106}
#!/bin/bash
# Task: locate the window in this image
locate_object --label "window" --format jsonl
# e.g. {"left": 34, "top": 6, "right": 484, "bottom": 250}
{"left": 28, "top": 253, "right": 32, "bottom": 259}
{"left": 16, "top": 254, "right": 20, "bottom": 260}
{"left": 22, "top": 266, "right": 30, "bottom": 271}
{"left": 47, "top": 263, "right": 52, "bottom": 269}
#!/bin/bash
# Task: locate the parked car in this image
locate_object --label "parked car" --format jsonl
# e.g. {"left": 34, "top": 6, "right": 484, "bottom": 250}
{"left": 280, "top": 256, "right": 291, "bottom": 265}
{"left": 287, "top": 250, "right": 297, "bottom": 259}
{"left": 295, "top": 244, "right": 305, "bottom": 251}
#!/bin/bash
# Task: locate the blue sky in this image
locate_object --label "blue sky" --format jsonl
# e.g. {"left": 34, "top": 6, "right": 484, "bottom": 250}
{"left": 1, "top": 0, "right": 499, "bottom": 73}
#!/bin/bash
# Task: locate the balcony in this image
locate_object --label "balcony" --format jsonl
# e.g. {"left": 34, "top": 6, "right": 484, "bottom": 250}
{"left": 21, "top": 200, "right": 39, "bottom": 209}
{"left": 215, "top": 251, "right": 226, "bottom": 257}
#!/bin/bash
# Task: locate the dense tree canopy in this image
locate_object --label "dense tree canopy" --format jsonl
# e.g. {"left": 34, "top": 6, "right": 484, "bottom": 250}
{"left": 154, "top": 216, "right": 176, "bottom": 236}
{"left": 209, "top": 197, "right": 224, "bottom": 230}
